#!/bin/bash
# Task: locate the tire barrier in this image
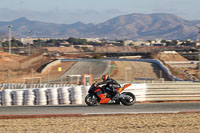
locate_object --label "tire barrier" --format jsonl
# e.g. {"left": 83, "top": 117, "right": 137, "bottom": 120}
{"left": 70, "top": 86, "right": 83, "bottom": 104}
{"left": 13, "top": 90, "right": 24, "bottom": 106}
{"left": 24, "top": 89, "right": 35, "bottom": 106}
{"left": 58, "top": 87, "right": 70, "bottom": 104}
{"left": 34, "top": 88, "right": 47, "bottom": 105}
{"left": 47, "top": 88, "right": 58, "bottom": 105}
{"left": 1, "top": 89, "right": 12, "bottom": 106}
{"left": 0, "top": 83, "right": 70, "bottom": 89}
{"left": 0, "top": 86, "right": 84, "bottom": 106}
{"left": 1, "top": 82, "right": 200, "bottom": 106}
{"left": 83, "top": 86, "right": 90, "bottom": 98}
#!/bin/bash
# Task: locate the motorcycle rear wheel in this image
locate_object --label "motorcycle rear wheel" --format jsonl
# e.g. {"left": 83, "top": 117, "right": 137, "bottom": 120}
{"left": 85, "top": 94, "right": 100, "bottom": 106}
{"left": 120, "top": 92, "right": 136, "bottom": 106}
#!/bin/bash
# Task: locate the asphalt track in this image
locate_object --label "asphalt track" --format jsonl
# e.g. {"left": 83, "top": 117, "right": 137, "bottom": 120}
{"left": 0, "top": 102, "right": 200, "bottom": 115}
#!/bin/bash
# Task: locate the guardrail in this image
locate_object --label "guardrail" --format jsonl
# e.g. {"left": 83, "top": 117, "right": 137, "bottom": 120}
{"left": 125, "top": 82, "right": 200, "bottom": 101}
{"left": 41, "top": 59, "right": 61, "bottom": 74}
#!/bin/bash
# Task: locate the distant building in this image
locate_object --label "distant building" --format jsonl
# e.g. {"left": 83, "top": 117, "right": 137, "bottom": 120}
{"left": 133, "top": 41, "right": 151, "bottom": 46}
{"left": 75, "top": 45, "right": 94, "bottom": 48}
{"left": 21, "top": 38, "right": 35, "bottom": 44}
{"left": 150, "top": 39, "right": 166, "bottom": 46}
{"left": 123, "top": 40, "right": 134, "bottom": 46}
{"left": 155, "top": 39, "right": 162, "bottom": 43}
{"left": 21, "top": 37, "right": 51, "bottom": 45}
{"left": 196, "top": 41, "right": 200, "bottom": 47}
{"left": 84, "top": 38, "right": 102, "bottom": 43}
{"left": 60, "top": 41, "right": 70, "bottom": 46}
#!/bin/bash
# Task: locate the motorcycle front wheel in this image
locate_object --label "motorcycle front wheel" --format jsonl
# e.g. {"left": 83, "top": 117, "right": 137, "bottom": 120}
{"left": 85, "top": 94, "right": 100, "bottom": 106}
{"left": 120, "top": 92, "right": 136, "bottom": 106}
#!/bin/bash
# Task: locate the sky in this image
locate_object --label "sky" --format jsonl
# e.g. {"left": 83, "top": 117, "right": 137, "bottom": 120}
{"left": 0, "top": 0, "right": 200, "bottom": 24}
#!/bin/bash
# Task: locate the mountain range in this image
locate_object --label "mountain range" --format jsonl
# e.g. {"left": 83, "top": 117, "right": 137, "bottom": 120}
{"left": 0, "top": 13, "right": 200, "bottom": 40}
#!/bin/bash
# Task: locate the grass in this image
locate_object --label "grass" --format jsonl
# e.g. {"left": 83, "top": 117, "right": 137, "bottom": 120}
{"left": 109, "top": 64, "right": 115, "bottom": 75}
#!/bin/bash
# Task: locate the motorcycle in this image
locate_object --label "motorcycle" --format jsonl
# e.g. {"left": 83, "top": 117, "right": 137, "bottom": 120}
{"left": 85, "top": 82, "right": 136, "bottom": 106}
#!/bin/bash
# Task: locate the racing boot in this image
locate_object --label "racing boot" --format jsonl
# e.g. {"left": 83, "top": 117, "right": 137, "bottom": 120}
{"left": 111, "top": 90, "right": 120, "bottom": 100}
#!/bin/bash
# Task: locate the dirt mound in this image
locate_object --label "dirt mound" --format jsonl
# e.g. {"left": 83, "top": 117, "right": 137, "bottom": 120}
{"left": 110, "top": 61, "right": 170, "bottom": 81}
{"left": 95, "top": 46, "right": 135, "bottom": 53}
{"left": 44, "top": 46, "right": 82, "bottom": 53}
{"left": 0, "top": 51, "right": 25, "bottom": 70}
{"left": 41, "top": 62, "right": 76, "bottom": 82}
{"left": 153, "top": 51, "right": 188, "bottom": 61}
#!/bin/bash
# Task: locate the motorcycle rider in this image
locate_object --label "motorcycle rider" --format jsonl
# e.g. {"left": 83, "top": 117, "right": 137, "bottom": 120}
{"left": 96, "top": 74, "right": 121, "bottom": 100}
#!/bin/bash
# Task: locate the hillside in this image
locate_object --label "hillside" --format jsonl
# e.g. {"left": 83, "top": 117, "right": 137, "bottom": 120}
{"left": 0, "top": 51, "right": 25, "bottom": 70}
{"left": 0, "top": 13, "right": 199, "bottom": 40}
{"left": 110, "top": 61, "right": 170, "bottom": 81}
{"left": 88, "top": 13, "right": 199, "bottom": 40}
{"left": 153, "top": 51, "right": 188, "bottom": 61}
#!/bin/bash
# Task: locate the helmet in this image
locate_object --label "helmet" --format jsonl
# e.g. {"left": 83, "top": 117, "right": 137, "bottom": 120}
{"left": 102, "top": 74, "right": 109, "bottom": 81}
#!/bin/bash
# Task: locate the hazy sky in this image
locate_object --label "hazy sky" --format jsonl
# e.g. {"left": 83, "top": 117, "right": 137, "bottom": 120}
{"left": 0, "top": 0, "right": 200, "bottom": 24}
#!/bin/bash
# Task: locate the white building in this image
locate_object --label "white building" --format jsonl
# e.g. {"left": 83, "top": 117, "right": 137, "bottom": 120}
{"left": 21, "top": 37, "right": 51, "bottom": 44}
{"left": 84, "top": 38, "right": 102, "bottom": 43}
{"left": 123, "top": 40, "right": 134, "bottom": 46}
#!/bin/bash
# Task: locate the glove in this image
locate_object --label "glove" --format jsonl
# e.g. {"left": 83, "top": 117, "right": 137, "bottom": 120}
{"left": 93, "top": 81, "right": 98, "bottom": 87}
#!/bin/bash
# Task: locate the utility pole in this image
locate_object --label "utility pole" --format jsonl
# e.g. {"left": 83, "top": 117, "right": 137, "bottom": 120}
{"left": 31, "top": 68, "right": 34, "bottom": 85}
{"left": 8, "top": 25, "right": 13, "bottom": 54}
{"left": 28, "top": 30, "right": 32, "bottom": 57}
{"left": 27, "top": 30, "right": 33, "bottom": 68}
{"left": 7, "top": 69, "right": 10, "bottom": 84}
{"left": 48, "top": 69, "right": 50, "bottom": 84}
{"left": 196, "top": 24, "right": 200, "bottom": 47}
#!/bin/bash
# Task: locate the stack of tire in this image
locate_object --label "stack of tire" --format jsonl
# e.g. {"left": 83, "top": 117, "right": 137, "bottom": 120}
{"left": 83, "top": 86, "right": 90, "bottom": 97}
{"left": 70, "top": 86, "right": 82, "bottom": 104}
{"left": 34, "top": 88, "right": 47, "bottom": 105}
{"left": 47, "top": 88, "right": 58, "bottom": 105}
{"left": 1, "top": 89, "right": 12, "bottom": 106}
{"left": 12, "top": 90, "right": 24, "bottom": 106}
{"left": 58, "top": 87, "right": 70, "bottom": 104}
{"left": 24, "top": 89, "right": 35, "bottom": 106}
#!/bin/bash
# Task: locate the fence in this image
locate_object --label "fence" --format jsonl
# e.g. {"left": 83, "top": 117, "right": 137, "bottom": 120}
{"left": 124, "top": 82, "right": 200, "bottom": 101}
{"left": 1, "top": 82, "right": 200, "bottom": 106}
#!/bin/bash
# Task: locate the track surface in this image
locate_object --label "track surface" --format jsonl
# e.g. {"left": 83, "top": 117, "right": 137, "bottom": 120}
{"left": 0, "top": 103, "right": 200, "bottom": 115}
{"left": 58, "top": 61, "right": 109, "bottom": 79}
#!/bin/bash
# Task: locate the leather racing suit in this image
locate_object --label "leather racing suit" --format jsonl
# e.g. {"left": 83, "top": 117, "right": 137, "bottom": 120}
{"left": 96, "top": 78, "right": 121, "bottom": 99}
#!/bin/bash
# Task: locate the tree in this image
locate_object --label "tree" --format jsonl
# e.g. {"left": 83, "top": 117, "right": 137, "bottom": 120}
{"left": 166, "top": 40, "right": 178, "bottom": 46}
{"left": 161, "top": 40, "right": 167, "bottom": 43}
{"left": 33, "top": 39, "right": 44, "bottom": 47}
{"left": 93, "top": 54, "right": 104, "bottom": 59}
{"left": 12, "top": 38, "right": 23, "bottom": 47}
{"left": 2, "top": 38, "right": 23, "bottom": 47}
{"left": 66, "top": 37, "right": 87, "bottom": 45}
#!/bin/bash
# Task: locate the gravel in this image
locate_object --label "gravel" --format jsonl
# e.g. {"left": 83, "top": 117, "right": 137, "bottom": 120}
{"left": 0, "top": 113, "right": 200, "bottom": 133}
